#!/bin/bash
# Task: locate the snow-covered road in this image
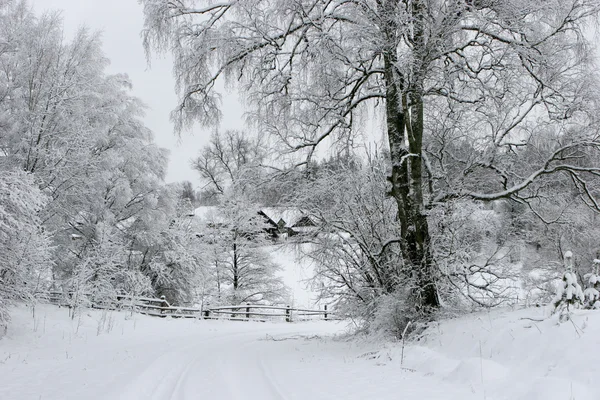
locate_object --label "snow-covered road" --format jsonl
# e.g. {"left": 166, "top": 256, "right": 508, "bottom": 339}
{"left": 113, "top": 326, "right": 324, "bottom": 400}
{"left": 110, "top": 323, "right": 481, "bottom": 400}
{"left": 0, "top": 305, "right": 478, "bottom": 400}
{"left": 2, "top": 304, "right": 598, "bottom": 400}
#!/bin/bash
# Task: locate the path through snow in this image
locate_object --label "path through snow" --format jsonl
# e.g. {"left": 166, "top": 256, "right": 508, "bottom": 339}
{"left": 0, "top": 305, "right": 479, "bottom": 400}
{"left": 112, "top": 324, "right": 479, "bottom": 400}
{"left": 1, "top": 304, "right": 598, "bottom": 400}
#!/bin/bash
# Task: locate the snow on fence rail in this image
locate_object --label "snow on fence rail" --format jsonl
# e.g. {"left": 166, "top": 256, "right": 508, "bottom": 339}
{"left": 203, "top": 304, "right": 332, "bottom": 322}
{"left": 35, "top": 291, "right": 333, "bottom": 322}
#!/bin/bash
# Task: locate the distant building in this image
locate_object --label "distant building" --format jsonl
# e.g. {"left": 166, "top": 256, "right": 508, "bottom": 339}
{"left": 191, "top": 205, "right": 317, "bottom": 241}
{"left": 258, "top": 207, "right": 317, "bottom": 238}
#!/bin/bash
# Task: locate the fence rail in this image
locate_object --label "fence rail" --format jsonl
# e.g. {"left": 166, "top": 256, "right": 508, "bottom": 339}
{"left": 202, "top": 304, "right": 331, "bottom": 322}
{"left": 35, "top": 291, "right": 333, "bottom": 322}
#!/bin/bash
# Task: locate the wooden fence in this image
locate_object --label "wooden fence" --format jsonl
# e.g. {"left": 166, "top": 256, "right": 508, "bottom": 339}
{"left": 203, "top": 304, "right": 331, "bottom": 322}
{"left": 36, "top": 291, "right": 333, "bottom": 322}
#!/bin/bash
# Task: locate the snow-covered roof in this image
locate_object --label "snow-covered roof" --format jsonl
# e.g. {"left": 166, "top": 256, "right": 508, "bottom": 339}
{"left": 194, "top": 206, "right": 314, "bottom": 229}
{"left": 260, "top": 208, "right": 306, "bottom": 227}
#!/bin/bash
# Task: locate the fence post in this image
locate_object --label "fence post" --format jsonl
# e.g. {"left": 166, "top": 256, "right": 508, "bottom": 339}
{"left": 285, "top": 305, "right": 291, "bottom": 322}
{"left": 160, "top": 295, "right": 168, "bottom": 316}
{"left": 324, "top": 304, "right": 328, "bottom": 321}
{"left": 246, "top": 303, "right": 251, "bottom": 320}
{"left": 203, "top": 309, "right": 210, "bottom": 319}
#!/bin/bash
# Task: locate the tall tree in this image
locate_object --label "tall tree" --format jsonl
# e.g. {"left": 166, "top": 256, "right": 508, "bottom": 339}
{"left": 191, "top": 130, "right": 287, "bottom": 304}
{"left": 0, "top": 1, "right": 178, "bottom": 314}
{"left": 142, "top": 0, "right": 600, "bottom": 313}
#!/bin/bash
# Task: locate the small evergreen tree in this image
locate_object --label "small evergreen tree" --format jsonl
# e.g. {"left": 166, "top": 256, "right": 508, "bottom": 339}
{"left": 583, "top": 259, "right": 600, "bottom": 309}
{"left": 553, "top": 251, "right": 584, "bottom": 321}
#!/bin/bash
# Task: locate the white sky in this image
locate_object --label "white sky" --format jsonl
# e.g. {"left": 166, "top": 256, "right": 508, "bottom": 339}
{"left": 32, "top": 0, "right": 245, "bottom": 187}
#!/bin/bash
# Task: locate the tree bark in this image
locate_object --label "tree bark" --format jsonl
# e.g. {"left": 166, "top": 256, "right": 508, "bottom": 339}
{"left": 382, "top": 0, "right": 440, "bottom": 312}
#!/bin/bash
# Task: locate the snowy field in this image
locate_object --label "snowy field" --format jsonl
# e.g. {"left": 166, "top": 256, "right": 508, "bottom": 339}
{"left": 0, "top": 304, "right": 598, "bottom": 400}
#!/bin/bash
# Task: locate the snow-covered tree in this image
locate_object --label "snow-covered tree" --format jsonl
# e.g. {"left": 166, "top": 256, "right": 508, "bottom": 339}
{"left": 289, "top": 150, "right": 519, "bottom": 331}
{"left": 142, "top": 0, "right": 600, "bottom": 316}
{"left": 191, "top": 130, "right": 267, "bottom": 199}
{"left": 553, "top": 251, "right": 584, "bottom": 320}
{"left": 0, "top": 169, "right": 53, "bottom": 325}
{"left": 189, "top": 129, "right": 287, "bottom": 305}
{"left": 144, "top": 214, "right": 205, "bottom": 306}
{"left": 583, "top": 259, "right": 600, "bottom": 309}
{"left": 0, "top": 2, "right": 179, "bottom": 314}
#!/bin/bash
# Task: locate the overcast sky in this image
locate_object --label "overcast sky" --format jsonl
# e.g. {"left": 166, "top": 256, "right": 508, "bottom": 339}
{"left": 32, "top": 0, "right": 245, "bottom": 188}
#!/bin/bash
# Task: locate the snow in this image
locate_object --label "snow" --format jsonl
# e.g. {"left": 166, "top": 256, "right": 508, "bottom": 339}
{"left": 398, "top": 307, "right": 599, "bottom": 400}
{"left": 1, "top": 304, "right": 599, "bottom": 400}
{"left": 565, "top": 250, "right": 573, "bottom": 259}
{"left": 269, "top": 244, "right": 319, "bottom": 308}
{"left": 192, "top": 206, "right": 221, "bottom": 221}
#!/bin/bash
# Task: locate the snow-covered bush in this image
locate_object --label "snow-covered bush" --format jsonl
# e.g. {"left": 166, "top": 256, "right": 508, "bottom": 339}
{"left": 147, "top": 232, "right": 202, "bottom": 306}
{"left": 368, "top": 291, "right": 420, "bottom": 339}
{"left": 583, "top": 259, "right": 600, "bottom": 309}
{"left": 293, "top": 157, "right": 405, "bottom": 317}
{"left": 553, "top": 251, "right": 584, "bottom": 320}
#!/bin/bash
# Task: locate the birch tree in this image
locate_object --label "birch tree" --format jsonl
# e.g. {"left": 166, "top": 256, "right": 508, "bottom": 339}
{"left": 142, "top": 0, "right": 600, "bottom": 313}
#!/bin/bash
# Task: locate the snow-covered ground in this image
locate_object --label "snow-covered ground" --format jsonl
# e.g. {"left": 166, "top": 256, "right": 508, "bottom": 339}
{"left": 270, "top": 243, "right": 320, "bottom": 308}
{"left": 0, "top": 304, "right": 598, "bottom": 400}
{"left": 405, "top": 307, "right": 600, "bottom": 400}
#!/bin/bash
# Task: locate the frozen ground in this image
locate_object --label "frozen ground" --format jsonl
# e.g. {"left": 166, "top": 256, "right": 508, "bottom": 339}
{"left": 0, "top": 304, "right": 598, "bottom": 400}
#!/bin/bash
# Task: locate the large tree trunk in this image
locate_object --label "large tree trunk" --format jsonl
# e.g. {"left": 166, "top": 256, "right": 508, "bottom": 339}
{"left": 382, "top": 0, "right": 440, "bottom": 313}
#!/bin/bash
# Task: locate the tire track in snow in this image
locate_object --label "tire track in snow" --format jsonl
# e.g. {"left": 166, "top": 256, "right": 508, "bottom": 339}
{"left": 113, "top": 330, "right": 262, "bottom": 400}
{"left": 166, "top": 331, "right": 294, "bottom": 400}
{"left": 227, "top": 337, "right": 291, "bottom": 400}
{"left": 113, "top": 326, "right": 312, "bottom": 400}
{"left": 163, "top": 327, "right": 332, "bottom": 400}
